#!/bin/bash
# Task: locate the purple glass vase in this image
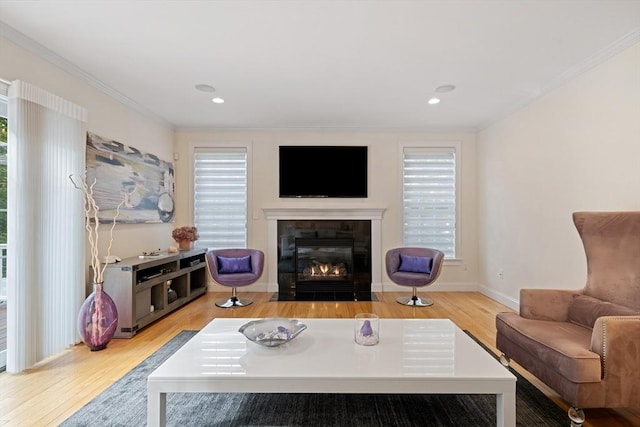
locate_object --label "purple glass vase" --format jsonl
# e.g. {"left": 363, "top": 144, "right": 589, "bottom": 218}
{"left": 78, "top": 282, "right": 118, "bottom": 351}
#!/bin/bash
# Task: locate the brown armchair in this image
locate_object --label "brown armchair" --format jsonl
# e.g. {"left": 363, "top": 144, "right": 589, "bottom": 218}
{"left": 496, "top": 212, "right": 640, "bottom": 426}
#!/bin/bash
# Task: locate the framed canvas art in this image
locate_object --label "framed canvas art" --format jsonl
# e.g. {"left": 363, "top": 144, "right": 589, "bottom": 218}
{"left": 86, "top": 132, "right": 175, "bottom": 223}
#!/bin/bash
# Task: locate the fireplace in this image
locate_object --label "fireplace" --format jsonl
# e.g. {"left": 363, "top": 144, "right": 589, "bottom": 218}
{"left": 277, "top": 220, "right": 371, "bottom": 301}
{"left": 263, "top": 207, "right": 386, "bottom": 299}
{"left": 295, "top": 238, "right": 354, "bottom": 296}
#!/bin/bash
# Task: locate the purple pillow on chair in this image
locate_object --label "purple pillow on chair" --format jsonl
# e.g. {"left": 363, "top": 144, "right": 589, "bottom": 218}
{"left": 398, "top": 254, "right": 432, "bottom": 274}
{"left": 217, "top": 255, "right": 252, "bottom": 274}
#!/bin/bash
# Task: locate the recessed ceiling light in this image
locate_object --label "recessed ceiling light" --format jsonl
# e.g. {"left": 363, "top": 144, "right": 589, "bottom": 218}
{"left": 195, "top": 84, "right": 216, "bottom": 92}
{"left": 212, "top": 97, "right": 225, "bottom": 104}
{"left": 428, "top": 97, "right": 441, "bottom": 105}
{"left": 435, "top": 84, "right": 456, "bottom": 93}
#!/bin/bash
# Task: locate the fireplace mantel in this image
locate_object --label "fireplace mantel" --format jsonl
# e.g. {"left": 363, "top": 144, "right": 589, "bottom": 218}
{"left": 262, "top": 207, "right": 386, "bottom": 293}
{"left": 263, "top": 207, "right": 385, "bottom": 221}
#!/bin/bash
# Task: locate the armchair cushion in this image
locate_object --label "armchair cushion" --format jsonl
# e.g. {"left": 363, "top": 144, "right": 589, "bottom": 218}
{"left": 519, "top": 288, "right": 578, "bottom": 322}
{"left": 568, "top": 295, "right": 640, "bottom": 329}
{"left": 217, "top": 255, "right": 252, "bottom": 274}
{"left": 496, "top": 312, "right": 601, "bottom": 383}
{"left": 398, "top": 254, "right": 432, "bottom": 274}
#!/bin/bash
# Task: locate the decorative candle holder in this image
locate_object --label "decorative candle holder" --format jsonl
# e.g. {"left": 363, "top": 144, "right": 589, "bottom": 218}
{"left": 354, "top": 313, "right": 379, "bottom": 345}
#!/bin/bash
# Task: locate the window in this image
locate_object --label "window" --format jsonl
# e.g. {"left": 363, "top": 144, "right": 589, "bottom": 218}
{"left": 402, "top": 146, "right": 458, "bottom": 258}
{"left": 193, "top": 148, "right": 248, "bottom": 250}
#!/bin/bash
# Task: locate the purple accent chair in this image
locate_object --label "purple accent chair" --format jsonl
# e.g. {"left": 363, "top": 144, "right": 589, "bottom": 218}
{"left": 206, "top": 249, "right": 265, "bottom": 308}
{"left": 385, "top": 247, "right": 445, "bottom": 307}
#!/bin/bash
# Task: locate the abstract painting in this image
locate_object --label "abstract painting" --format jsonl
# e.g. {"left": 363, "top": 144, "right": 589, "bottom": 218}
{"left": 86, "top": 132, "right": 175, "bottom": 223}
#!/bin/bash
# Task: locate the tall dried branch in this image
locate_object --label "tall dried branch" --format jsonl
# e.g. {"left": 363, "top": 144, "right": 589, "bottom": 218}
{"left": 70, "top": 173, "right": 126, "bottom": 283}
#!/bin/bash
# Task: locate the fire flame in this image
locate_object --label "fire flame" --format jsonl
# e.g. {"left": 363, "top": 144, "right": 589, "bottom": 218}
{"left": 303, "top": 261, "right": 347, "bottom": 278}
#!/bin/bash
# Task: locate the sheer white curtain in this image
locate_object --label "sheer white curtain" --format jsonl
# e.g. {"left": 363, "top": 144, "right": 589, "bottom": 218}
{"left": 7, "top": 80, "right": 87, "bottom": 373}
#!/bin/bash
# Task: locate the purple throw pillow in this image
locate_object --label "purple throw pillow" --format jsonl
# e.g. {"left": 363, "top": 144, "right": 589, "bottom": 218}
{"left": 217, "top": 255, "right": 252, "bottom": 274}
{"left": 398, "top": 254, "right": 432, "bottom": 274}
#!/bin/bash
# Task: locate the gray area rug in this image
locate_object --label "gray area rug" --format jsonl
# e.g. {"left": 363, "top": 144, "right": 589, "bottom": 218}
{"left": 61, "top": 330, "right": 566, "bottom": 426}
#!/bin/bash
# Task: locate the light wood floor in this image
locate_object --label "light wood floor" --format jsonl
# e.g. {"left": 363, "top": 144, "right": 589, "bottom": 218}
{"left": 1, "top": 292, "right": 638, "bottom": 426}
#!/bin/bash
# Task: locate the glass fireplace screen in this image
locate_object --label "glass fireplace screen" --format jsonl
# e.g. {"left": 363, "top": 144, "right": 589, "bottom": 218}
{"left": 294, "top": 238, "right": 354, "bottom": 282}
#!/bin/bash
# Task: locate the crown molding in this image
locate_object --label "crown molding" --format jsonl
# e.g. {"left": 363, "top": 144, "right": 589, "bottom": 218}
{"left": 540, "top": 27, "right": 640, "bottom": 96}
{"left": 0, "top": 20, "right": 173, "bottom": 128}
{"left": 478, "top": 28, "right": 640, "bottom": 131}
{"left": 175, "top": 125, "right": 479, "bottom": 134}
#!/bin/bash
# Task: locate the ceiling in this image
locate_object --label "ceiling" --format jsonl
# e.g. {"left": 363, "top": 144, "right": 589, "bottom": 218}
{"left": 1, "top": 1, "right": 639, "bottom": 131}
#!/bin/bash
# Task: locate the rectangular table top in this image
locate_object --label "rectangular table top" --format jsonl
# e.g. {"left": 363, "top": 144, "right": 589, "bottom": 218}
{"left": 148, "top": 318, "right": 515, "bottom": 390}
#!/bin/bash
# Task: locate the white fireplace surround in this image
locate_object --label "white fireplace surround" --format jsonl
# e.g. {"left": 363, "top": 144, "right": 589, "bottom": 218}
{"left": 262, "top": 207, "right": 386, "bottom": 293}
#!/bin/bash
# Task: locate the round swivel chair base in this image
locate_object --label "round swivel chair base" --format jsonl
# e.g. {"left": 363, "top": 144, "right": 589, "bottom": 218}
{"left": 396, "top": 296, "right": 434, "bottom": 307}
{"left": 216, "top": 297, "right": 253, "bottom": 308}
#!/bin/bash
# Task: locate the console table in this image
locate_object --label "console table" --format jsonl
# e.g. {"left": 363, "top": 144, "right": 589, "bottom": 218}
{"left": 103, "top": 248, "right": 207, "bottom": 338}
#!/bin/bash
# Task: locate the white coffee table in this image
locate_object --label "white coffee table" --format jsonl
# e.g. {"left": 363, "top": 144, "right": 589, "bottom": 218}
{"left": 147, "top": 318, "right": 516, "bottom": 426}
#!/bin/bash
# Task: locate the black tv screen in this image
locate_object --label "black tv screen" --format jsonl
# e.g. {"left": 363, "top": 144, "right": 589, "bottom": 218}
{"left": 279, "top": 146, "right": 368, "bottom": 198}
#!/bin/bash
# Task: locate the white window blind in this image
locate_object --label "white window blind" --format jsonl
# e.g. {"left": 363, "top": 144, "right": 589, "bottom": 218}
{"left": 193, "top": 148, "right": 247, "bottom": 250}
{"left": 403, "top": 147, "right": 457, "bottom": 258}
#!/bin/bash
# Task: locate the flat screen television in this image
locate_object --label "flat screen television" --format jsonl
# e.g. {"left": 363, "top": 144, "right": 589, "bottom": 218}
{"left": 279, "top": 146, "right": 368, "bottom": 198}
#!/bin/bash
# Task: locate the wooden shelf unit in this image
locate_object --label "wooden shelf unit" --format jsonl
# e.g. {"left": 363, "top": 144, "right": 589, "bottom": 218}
{"left": 103, "top": 248, "right": 208, "bottom": 338}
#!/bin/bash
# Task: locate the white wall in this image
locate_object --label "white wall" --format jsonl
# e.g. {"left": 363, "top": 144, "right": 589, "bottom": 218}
{"left": 0, "top": 36, "right": 176, "bottom": 272}
{"left": 477, "top": 42, "right": 640, "bottom": 308}
{"left": 174, "top": 130, "right": 480, "bottom": 290}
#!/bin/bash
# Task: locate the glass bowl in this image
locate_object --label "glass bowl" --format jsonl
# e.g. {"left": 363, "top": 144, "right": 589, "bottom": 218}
{"left": 238, "top": 318, "right": 307, "bottom": 347}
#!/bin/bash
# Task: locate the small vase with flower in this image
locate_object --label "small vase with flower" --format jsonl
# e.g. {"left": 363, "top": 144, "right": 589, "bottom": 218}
{"left": 172, "top": 226, "right": 199, "bottom": 250}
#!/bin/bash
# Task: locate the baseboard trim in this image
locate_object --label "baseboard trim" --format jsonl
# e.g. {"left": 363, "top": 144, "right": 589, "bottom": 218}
{"left": 208, "top": 281, "right": 483, "bottom": 293}
{"left": 477, "top": 285, "right": 519, "bottom": 311}
{"left": 206, "top": 280, "right": 520, "bottom": 311}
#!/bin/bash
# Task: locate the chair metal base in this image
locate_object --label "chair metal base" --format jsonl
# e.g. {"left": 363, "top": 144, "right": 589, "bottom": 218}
{"left": 215, "top": 296, "right": 253, "bottom": 308}
{"left": 569, "top": 407, "right": 585, "bottom": 427}
{"left": 499, "top": 353, "right": 511, "bottom": 367}
{"left": 396, "top": 295, "right": 433, "bottom": 307}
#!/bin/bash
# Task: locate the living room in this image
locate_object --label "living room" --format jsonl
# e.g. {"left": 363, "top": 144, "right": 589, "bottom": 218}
{"left": 1, "top": 1, "right": 639, "bottom": 426}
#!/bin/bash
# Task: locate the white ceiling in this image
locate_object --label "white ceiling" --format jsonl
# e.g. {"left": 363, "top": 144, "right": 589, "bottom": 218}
{"left": 1, "top": 1, "right": 639, "bottom": 131}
